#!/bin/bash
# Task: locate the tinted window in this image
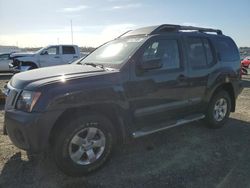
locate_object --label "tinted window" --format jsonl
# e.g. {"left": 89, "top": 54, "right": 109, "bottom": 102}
{"left": 203, "top": 39, "right": 214, "bottom": 65}
{"left": 63, "top": 46, "right": 76, "bottom": 54}
{"left": 142, "top": 39, "right": 180, "bottom": 70}
{"left": 187, "top": 38, "right": 207, "bottom": 69}
{"left": 187, "top": 38, "right": 215, "bottom": 68}
{"left": 216, "top": 37, "right": 239, "bottom": 61}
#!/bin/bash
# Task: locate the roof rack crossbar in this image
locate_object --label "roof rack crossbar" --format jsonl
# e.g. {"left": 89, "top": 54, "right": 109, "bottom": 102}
{"left": 151, "top": 24, "right": 223, "bottom": 35}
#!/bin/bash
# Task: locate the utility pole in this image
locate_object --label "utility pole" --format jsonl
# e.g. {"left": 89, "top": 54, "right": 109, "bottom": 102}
{"left": 70, "top": 19, "right": 73, "bottom": 44}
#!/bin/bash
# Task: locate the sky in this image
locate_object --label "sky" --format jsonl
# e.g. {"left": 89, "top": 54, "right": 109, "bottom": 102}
{"left": 0, "top": 0, "right": 249, "bottom": 48}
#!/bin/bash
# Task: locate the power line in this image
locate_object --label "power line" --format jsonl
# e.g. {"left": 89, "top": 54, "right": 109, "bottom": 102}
{"left": 71, "top": 20, "right": 73, "bottom": 44}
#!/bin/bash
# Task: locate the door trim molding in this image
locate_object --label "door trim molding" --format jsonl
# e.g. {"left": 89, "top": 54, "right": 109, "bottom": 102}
{"left": 134, "top": 97, "right": 201, "bottom": 117}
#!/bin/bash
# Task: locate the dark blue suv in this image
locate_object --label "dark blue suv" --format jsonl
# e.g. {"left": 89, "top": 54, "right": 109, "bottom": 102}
{"left": 4, "top": 24, "right": 242, "bottom": 176}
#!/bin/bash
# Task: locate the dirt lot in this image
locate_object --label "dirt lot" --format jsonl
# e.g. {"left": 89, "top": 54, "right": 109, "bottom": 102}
{"left": 0, "top": 75, "right": 250, "bottom": 188}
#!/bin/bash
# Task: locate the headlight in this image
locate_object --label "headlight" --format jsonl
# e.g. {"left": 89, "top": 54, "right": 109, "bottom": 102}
{"left": 16, "top": 90, "right": 41, "bottom": 112}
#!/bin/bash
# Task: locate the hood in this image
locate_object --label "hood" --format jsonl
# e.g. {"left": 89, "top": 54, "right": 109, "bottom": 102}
{"left": 10, "top": 52, "right": 35, "bottom": 58}
{"left": 10, "top": 64, "right": 112, "bottom": 89}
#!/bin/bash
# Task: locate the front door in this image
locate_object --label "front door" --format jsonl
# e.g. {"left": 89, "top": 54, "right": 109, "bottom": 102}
{"left": 39, "top": 46, "right": 62, "bottom": 67}
{"left": 125, "top": 36, "right": 190, "bottom": 128}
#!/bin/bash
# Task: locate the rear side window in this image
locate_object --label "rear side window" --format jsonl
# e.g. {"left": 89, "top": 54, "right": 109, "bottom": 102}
{"left": 216, "top": 37, "right": 239, "bottom": 61}
{"left": 187, "top": 38, "right": 215, "bottom": 69}
{"left": 62, "top": 46, "right": 76, "bottom": 54}
{"left": 187, "top": 38, "right": 207, "bottom": 69}
{"left": 203, "top": 39, "right": 214, "bottom": 65}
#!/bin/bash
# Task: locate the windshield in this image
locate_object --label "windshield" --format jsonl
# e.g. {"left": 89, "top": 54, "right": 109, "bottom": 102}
{"left": 35, "top": 47, "right": 47, "bottom": 54}
{"left": 80, "top": 37, "right": 146, "bottom": 67}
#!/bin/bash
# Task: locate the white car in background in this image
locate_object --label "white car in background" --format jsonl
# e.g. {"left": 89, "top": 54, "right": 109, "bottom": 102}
{"left": 9, "top": 45, "right": 81, "bottom": 72}
{"left": 0, "top": 53, "right": 12, "bottom": 72}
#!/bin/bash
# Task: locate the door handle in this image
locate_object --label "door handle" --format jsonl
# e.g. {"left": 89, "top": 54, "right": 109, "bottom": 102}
{"left": 54, "top": 56, "right": 60, "bottom": 58}
{"left": 177, "top": 74, "right": 186, "bottom": 82}
{"left": 73, "top": 56, "right": 78, "bottom": 58}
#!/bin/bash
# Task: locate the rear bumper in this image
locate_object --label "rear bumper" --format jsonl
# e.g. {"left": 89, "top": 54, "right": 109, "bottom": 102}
{"left": 4, "top": 109, "right": 62, "bottom": 153}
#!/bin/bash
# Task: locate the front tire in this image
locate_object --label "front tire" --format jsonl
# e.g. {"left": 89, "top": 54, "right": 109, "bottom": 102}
{"left": 205, "top": 90, "right": 231, "bottom": 128}
{"left": 52, "top": 114, "right": 115, "bottom": 177}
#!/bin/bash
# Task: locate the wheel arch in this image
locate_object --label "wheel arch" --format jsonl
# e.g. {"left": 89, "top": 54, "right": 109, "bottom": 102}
{"left": 48, "top": 104, "right": 130, "bottom": 146}
{"left": 21, "top": 61, "right": 38, "bottom": 69}
{"left": 209, "top": 82, "right": 236, "bottom": 112}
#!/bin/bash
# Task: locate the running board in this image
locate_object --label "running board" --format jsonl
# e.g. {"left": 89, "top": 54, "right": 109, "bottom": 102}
{"left": 132, "top": 114, "right": 205, "bottom": 138}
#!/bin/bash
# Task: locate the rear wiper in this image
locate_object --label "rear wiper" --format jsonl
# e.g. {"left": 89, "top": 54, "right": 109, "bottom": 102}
{"left": 84, "top": 62, "right": 104, "bottom": 69}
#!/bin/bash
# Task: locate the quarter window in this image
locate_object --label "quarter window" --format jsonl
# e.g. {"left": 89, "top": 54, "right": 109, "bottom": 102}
{"left": 142, "top": 39, "right": 181, "bottom": 70}
{"left": 216, "top": 37, "right": 239, "bottom": 62}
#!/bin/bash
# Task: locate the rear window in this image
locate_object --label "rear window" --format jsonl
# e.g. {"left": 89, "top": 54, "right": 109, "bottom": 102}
{"left": 216, "top": 37, "right": 239, "bottom": 62}
{"left": 62, "top": 46, "right": 76, "bottom": 54}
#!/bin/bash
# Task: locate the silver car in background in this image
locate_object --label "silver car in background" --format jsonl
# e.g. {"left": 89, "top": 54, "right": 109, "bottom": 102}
{"left": 0, "top": 53, "right": 12, "bottom": 72}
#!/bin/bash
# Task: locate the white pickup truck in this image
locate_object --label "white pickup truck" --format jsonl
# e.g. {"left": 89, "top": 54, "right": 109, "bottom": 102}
{"left": 10, "top": 45, "right": 81, "bottom": 72}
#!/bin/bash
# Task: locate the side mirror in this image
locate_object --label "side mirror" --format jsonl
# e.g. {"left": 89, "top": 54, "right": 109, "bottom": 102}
{"left": 141, "top": 58, "right": 162, "bottom": 70}
{"left": 41, "top": 50, "right": 48, "bottom": 55}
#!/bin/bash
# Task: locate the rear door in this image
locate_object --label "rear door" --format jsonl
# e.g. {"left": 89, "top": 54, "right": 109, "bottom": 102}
{"left": 126, "top": 36, "right": 190, "bottom": 127}
{"left": 185, "top": 37, "right": 216, "bottom": 110}
{"left": 61, "top": 46, "right": 78, "bottom": 64}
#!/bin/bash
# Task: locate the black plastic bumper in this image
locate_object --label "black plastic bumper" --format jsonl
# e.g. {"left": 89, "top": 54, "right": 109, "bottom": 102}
{"left": 4, "top": 109, "right": 62, "bottom": 153}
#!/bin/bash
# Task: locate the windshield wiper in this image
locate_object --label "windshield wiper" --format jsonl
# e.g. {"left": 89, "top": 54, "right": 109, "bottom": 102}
{"left": 84, "top": 62, "right": 104, "bottom": 69}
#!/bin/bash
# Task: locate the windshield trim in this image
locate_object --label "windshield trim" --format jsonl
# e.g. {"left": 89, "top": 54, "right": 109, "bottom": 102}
{"left": 36, "top": 47, "right": 47, "bottom": 54}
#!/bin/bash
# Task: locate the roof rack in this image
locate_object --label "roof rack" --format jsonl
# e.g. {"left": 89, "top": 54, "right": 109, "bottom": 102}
{"left": 152, "top": 24, "right": 223, "bottom": 35}
{"left": 116, "top": 30, "right": 132, "bottom": 39}
{"left": 119, "top": 24, "right": 223, "bottom": 38}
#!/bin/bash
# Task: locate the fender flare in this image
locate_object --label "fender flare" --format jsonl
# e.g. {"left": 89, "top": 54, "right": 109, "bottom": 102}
{"left": 20, "top": 61, "right": 39, "bottom": 70}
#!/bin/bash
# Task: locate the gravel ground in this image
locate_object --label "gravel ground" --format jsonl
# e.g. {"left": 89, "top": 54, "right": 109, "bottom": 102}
{"left": 0, "top": 75, "right": 250, "bottom": 188}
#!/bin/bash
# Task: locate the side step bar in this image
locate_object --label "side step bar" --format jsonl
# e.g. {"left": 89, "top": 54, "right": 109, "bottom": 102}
{"left": 132, "top": 114, "right": 205, "bottom": 138}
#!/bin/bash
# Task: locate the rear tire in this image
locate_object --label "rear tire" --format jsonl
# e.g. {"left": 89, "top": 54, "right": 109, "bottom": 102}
{"left": 205, "top": 90, "right": 231, "bottom": 128}
{"left": 52, "top": 114, "right": 115, "bottom": 177}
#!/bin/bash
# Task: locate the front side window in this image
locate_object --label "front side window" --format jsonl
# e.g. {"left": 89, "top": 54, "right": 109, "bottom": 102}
{"left": 142, "top": 39, "right": 181, "bottom": 70}
{"left": 46, "top": 46, "right": 59, "bottom": 55}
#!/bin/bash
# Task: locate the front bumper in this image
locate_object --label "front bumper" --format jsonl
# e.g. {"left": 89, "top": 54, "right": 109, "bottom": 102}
{"left": 4, "top": 109, "right": 62, "bottom": 153}
{"left": 9, "top": 61, "right": 31, "bottom": 73}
